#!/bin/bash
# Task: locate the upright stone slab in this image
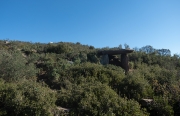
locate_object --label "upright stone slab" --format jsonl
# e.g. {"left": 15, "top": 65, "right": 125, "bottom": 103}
{"left": 121, "top": 54, "right": 129, "bottom": 73}
{"left": 100, "top": 54, "right": 109, "bottom": 65}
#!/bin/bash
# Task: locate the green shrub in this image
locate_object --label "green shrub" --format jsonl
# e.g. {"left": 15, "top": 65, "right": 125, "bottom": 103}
{"left": 0, "top": 80, "right": 57, "bottom": 116}
{"left": 0, "top": 50, "right": 37, "bottom": 82}
{"left": 56, "top": 81, "right": 149, "bottom": 116}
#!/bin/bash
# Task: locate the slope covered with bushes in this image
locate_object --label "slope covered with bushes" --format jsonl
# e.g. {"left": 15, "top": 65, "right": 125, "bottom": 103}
{"left": 0, "top": 40, "right": 180, "bottom": 116}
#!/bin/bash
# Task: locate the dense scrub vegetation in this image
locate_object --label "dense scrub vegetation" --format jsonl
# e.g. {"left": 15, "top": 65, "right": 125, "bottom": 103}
{"left": 0, "top": 40, "right": 180, "bottom": 116}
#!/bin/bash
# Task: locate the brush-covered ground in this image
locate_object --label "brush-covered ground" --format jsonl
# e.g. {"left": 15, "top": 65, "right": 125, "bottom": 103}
{"left": 0, "top": 40, "right": 180, "bottom": 116}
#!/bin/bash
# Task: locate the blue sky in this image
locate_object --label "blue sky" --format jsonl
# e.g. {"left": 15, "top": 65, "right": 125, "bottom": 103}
{"left": 0, "top": 0, "right": 180, "bottom": 55}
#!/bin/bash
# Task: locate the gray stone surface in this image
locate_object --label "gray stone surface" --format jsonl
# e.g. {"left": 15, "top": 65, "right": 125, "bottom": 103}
{"left": 98, "top": 49, "right": 134, "bottom": 73}
{"left": 100, "top": 54, "right": 109, "bottom": 65}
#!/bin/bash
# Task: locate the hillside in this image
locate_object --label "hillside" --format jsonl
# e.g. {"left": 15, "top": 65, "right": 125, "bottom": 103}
{"left": 0, "top": 40, "right": 180, "bottom": 116}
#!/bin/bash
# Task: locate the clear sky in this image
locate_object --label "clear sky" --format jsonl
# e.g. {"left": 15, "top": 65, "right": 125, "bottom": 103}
{"left": 0, "top": 0, "right": 180, "bottom": 55}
